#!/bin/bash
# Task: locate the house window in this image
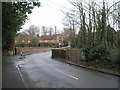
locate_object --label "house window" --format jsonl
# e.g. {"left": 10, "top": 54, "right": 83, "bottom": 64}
{"left": 28, "top": 40, "right": 30, "bottom": 43}
{"left": 15, "top": 40, "right": 17, "bottom": 43}
{"left": 45, "top": 40, "right": 48, "bottom": 42}
{"left": 39, "top": 40, "right": 42, "bottom": 42}
{"left": 57, "top": 37, "right": 59, "bottom": 39}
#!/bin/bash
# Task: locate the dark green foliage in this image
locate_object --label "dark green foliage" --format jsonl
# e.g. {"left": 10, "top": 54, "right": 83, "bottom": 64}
{"left": 82, "top": 46, "right": 92, "bottom": 62}
{"left": 82, "top": 45, "right": 109, "bottom": 63}
{"left": 31, "top": 38, "right": 39, "bottom": 47}
{"left": 107, "top": 25, "right": 117, "bottom": 47}
{"left": 101, "top": 1, "right": 107, "bottom": 46}
{"left": 64, "top": 1, "right": 119, "bottom": 71}
{"left": 70, "top": 37, "right": 78, "bottom": 48}
{"left": 15, "top": 43, "right": 59, "bottom": 48}
{"left": 2, "top": 2, "right": 40, "bottom": 51}
{"left": 81, "top": 44, "right": 120, "bottom": 70}
{"left": 38, "top": 43, "right": 53, "bottom": 47}
{"left": 109, "top": 48, "right": 119, "bottom": 64}
{"left": 69, "top": 1, "right": 119, "bottom": 69}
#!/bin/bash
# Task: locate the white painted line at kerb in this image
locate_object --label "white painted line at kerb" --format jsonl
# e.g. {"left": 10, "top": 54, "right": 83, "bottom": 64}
{"left": 56, "top": 70, "right": 78, "bottom": 80}
{"left": 16, "top": 65, "right": 29, "bottom": 88}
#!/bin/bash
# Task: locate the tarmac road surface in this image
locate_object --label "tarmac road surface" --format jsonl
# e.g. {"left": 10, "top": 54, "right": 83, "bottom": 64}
{"left": 18, "top": 51, "right": 119, "bottom": 88}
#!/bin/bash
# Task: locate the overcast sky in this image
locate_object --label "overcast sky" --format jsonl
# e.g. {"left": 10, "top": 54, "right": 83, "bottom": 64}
{"left": 21, "top": 0, "right": 71, "bottom": 32}
{"left": 21, "top": 0, "right": 119, "bottom": 32}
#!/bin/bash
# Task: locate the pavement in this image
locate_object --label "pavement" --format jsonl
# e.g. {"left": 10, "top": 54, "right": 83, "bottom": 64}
{"left": 17, "top": 51, "right": 119, "bottom": 88}
{"left": 2, "top": 55, "right": 27, "bottom": 88}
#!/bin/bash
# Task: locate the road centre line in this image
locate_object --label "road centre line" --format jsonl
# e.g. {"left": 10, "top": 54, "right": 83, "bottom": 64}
{"left": 55, "top": 69, "right": 78, "bottom": 80}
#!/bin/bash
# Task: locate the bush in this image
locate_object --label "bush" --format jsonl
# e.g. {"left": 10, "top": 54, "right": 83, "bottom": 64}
{"left": 15, "top": 43, "right": 56, "bottom": 47}
{"left": 109, "top": 48, "right": 119, "bottom": 64}
{"left": 82, "top": 45, "right": 109, "bottom": 63}
{"left": 53, "top": 44, "right": 59, "bottom": 48}
{"left": 70, "top": 37, "right": 78, "bottom": 48}
{"left": 82, "top": 46, "right": 93, "bottom": 62}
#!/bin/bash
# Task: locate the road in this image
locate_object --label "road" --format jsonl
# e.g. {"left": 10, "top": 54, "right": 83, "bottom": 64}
{"left": 18, "top": 51, "right": 119, "bottom": 88}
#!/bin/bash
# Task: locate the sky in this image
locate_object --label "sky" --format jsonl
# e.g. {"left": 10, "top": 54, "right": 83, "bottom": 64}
{"left": 21, "top": 0, "right": 72, "bottom": 32}
{"left": 21, "top": 0, "right": 119, "bottom": 32}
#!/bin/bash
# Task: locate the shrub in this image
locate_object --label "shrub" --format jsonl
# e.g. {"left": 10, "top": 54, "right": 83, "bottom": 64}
{"left": 82, "top": 45, "right": 109, "bottom": 63}
{"left": 109, "top": 48, "right": 119, "bottom": 64}
{"left": 15, "top": 43, "right": 56, "bottom": 47}
{"left": 53, "top": 44, "right": 59, "bottom": 48}
{"left": 82, "top": 46, "right": 92, "bottom": 62}
{"left": 70, "top": 37, "right": 78, "bottom": 48}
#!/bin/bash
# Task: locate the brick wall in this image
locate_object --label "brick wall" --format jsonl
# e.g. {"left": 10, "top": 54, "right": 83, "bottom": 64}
{"left": 15, "top": 47, "right": 51, "bottom": 55}
{"left": 52, "top": 48, "right": 82, "bottom": 62}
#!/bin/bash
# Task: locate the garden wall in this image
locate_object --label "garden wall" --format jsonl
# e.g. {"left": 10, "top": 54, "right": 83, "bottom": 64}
{"left": 52, "top": 48, "right": 83, "bottom": 62}
{"left": 52, "top": 49, "right": 67, "bottom": 59}
{"left": 15, "top": 47, "right": 52, "bottom": 55}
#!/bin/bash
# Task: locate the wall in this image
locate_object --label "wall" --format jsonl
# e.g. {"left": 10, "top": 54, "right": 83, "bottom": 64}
{"left": 52, "top": 48, "right": 83, "bottom": 63}
{"left": 52, "top": 49, "right": 67, "bottom": 59}
{"left": 15, "top": 47, "right": 51, "bottom": 55}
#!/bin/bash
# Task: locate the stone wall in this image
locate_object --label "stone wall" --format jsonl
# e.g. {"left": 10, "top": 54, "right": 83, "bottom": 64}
{"left": 52, "top": 49, "right": 67, "bottom": 59}
{"left": 66, "top": 48, "right": 81, "bottom": 61}
{"left": 52, "top": 48, "right": 82, "bottom": 62}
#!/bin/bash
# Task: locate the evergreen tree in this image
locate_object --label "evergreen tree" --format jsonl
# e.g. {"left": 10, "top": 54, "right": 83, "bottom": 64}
{"left": 2, "top": 2, "right": 40, "bottom": 51}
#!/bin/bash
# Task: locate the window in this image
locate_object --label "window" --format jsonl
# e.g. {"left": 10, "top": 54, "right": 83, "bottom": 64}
{"left": 45, "top": 40, "right": 48, "bottom": 42}
{"left": 39, "top": 40, "right": 42, "bottom": 42}
{"left": 28, "top": 40, "right": 30, "bottom": 43}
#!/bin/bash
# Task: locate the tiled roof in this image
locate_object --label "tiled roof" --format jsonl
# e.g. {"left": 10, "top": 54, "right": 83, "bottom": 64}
{"left": 15, "top": 34, "right": 62, "bottom": 41}
{"left": 15, "top": 34, "right": 33, "bottom": 41}
{"left": 40, "top": 35, "right": 56, "bottom": 40}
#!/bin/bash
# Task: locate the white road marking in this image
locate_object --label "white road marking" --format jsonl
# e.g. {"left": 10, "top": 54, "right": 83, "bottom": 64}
{"left": 16, "top": 65, "right": 29, "bottom": 88}
{"left": 56, "top": 70, "right": 78, "bottom": 80}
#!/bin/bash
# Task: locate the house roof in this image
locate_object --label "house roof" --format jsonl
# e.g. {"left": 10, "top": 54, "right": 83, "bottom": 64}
{"left": 15, "top": 34, "right": 33, "bottom": 41}
{"left": 40, "top": 34, "right": 62, "bottom": 40}
{"left": 40, "top": 35, "right": 56, "bottom": 40}
{"left": 15, "top": 34, "right": 63, "bottom": 41}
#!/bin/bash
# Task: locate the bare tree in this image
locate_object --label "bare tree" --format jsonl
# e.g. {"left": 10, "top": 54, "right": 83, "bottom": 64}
{"left": 62, "top": 10, "right": 78, "bottom": 36}
{"left": 41, "top": 26, "right": 48, "bottom": 35}
{"left": 54, "top": 26, "right": 57, "bottom": 35}
{"left": 118, "top": 2, "right": 120, "bottom": 29}
{"left": 25, "top": 25, "right": 40, "bottom": 37}
{"left": 48, "top": 26, "right": 53, "bottom": 36}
